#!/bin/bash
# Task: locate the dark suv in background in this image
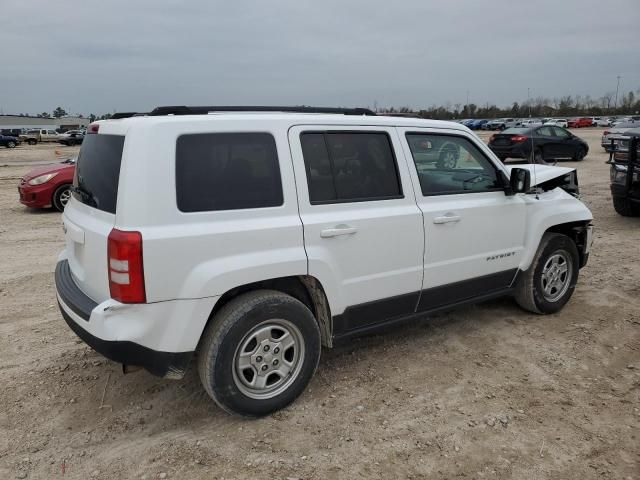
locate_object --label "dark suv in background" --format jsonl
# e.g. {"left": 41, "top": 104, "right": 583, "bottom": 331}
{"left": 608, "top": 129, "right": 640, "bottom": 216}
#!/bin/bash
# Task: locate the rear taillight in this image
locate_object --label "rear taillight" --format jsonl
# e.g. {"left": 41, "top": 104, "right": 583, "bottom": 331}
{"left": 511, "top": 135, "right": 528, "bottom": 143}
{"left": 603, "top": 130, "right": 610, "bottom": 136}
{"left": 107, "top": 228, "right": 146, "bottom": 303}
{"left": 87, "top": 123, "right": 100, "bottom": 134}
{"left": 489, "top": 135, "right": 496, "bottom": 143}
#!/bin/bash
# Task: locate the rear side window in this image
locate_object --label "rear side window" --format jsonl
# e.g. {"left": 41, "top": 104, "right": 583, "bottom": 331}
{"left": 73, "top": 134, "right": 125, "bottom": 214}
{"left": 176, "top": 132, "right": 283, "bottom": 212}
{"left": 300, "top": 131, "right": 402, "bottom": 204}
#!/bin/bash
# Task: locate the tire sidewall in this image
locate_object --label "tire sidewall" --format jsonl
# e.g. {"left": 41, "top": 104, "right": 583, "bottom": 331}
{"left": 206, "top": 296, "right": 321, "bottom": 416}
{"left": 53, "top": 184, "right": 71, "bottom": 212}
{"left": 7, "top": 141, "right": 16, "bottom": 148}
{"left": 530, "top": 235, "right": 579, "bottom": 314}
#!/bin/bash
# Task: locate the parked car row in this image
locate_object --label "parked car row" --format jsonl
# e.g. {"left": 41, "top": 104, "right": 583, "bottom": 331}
{"left": 455, "top": 116, "right": 627, "bottom": 131}
{"left": 18, "top": 128, "right": 85, "bottom": 145}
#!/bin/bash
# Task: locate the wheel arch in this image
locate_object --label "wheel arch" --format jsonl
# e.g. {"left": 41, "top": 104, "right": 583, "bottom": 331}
{"left": 201, "top": 275, "right": 333, "bottom": 349}
{"left": 520, "top": 217, "right": 591, "bottom": 273}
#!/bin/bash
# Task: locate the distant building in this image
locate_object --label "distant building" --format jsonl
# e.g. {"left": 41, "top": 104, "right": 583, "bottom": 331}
{"left": 0, "top": 115, "right": 89, "bottom": 131}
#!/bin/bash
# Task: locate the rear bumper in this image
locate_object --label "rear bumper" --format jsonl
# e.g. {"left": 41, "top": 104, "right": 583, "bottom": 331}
{"left": 488, "top": 145, "right": 528, "bottom": 158}
{"left": 55, "top": 260, "right": 194, "bottom": 378}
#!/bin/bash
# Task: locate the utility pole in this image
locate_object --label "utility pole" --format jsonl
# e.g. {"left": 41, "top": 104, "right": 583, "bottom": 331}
{"left": 614, "top": 75, "right": 621, "bottom": 114}
{"left": 527, "top": 88, "right": 531, "bottom": 118}
{"left": 466, "top": 90, "right": 469, "bottom": 114}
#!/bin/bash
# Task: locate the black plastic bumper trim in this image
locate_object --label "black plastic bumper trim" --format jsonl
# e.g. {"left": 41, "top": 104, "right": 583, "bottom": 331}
{"left": 55, "top": 260, "right": 192, "bottom": 378}
{"left": 55, "top": 260, "right": 97, "bottom": 321}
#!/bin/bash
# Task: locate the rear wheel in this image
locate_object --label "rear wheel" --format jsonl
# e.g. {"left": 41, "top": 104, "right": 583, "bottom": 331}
{"left": 515, "top": 233, "right": 579, "bottom": 314}
{"left": 28, "top": 139, "right": 37, "bottom": 145}
{"left": 6, "top": 141, "right": 16, "bottom": 148}
{"left": 198, "top": 290, "right": 321, "bottom": 417}
{"left": 612, "top": 197, "right": 640, "bottom": 217}
{"left": 52, "top": 184, "right": 71, "bottom": 211}
{"left": 574, "top": 147, "right": 586, "bottom": 161}
{"left": 531, "top": 148, "right": 551, "bottom": 165}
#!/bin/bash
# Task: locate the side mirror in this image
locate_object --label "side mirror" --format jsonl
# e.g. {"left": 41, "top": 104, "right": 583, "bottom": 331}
{"left": 509, "top": 168, "right": 531, "bottom": 194}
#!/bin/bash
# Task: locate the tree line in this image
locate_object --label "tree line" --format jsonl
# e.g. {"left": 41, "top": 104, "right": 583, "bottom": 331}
{"left": 380, "top": 89, "right": 640, "bottom": 119}
{"left": 9, "top": 89, "right": 640, "bottom": 122}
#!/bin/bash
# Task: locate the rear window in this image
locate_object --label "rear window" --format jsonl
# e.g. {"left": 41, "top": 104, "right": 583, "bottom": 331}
{"left": 73, "top": 134, "right": 125, "bottom": 214}
{"left": 300, "top": 131, "right": 402, "bottom": 204}
{"left": 176, "top": 132, "right": 283, "bottom": 212}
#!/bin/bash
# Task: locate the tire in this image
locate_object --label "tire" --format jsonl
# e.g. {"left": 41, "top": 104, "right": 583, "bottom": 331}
{"left": 52, "top": 184, "right": 72, "bottom": 212}
{"left": 6, "top": 141, "right": 16, "bottom": 148}
{"left": 573, "top": 147, "right": 586, "bottom": 161}
{"left": 198, "top": 290, "right": 321, "bottom": 417}
{"left": 531, "top": 148, "right": 550, "bottom": 165}
{"left": 612, "top": 197, "right": 640, "bottom": 217}
{"left": 28, "top": 139, "right": 37, "bottom": 145}
{"left": 437, "top": 148, "right": 458, "bottom": 169}
{"left": 515, "top": 233, "right": 580, "bottom": 314}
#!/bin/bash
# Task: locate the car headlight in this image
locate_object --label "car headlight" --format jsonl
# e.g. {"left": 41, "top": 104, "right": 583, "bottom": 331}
{"left": 28, "top": 172, "right": 58, "bottom": 186}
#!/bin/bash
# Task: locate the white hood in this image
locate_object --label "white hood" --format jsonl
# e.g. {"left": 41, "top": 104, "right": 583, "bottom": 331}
{"left": 504, "top": 164, "right": 574, "bottom": 187}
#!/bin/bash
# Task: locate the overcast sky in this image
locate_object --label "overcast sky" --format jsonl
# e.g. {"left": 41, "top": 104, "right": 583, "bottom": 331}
{"left": 1, "top": 0, "right": 639, "bottom": 116}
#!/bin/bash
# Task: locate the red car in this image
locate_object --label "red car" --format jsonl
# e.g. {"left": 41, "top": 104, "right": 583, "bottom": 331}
{"left": 18, "top": 158, "right": 75, "bottom": 211}
{"left": 568, "top": 117, "right": 593, "bottom": 128}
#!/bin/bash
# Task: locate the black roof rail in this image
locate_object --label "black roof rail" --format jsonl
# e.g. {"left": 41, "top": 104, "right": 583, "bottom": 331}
{"left": 110, "top": 112, "right": 138, "bottom": 119}
{"left": 148, "top": 105, "right": 376, "bottom": 116}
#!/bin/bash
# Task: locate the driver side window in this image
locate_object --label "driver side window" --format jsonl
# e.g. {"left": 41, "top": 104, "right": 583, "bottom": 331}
{"left": 406, "top": 133, "right": 502, "bottom": 196}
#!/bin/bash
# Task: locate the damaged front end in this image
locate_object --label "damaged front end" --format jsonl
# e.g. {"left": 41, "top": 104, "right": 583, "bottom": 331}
{"left": 505, "top": 165, "right": 580, "bottom": 197}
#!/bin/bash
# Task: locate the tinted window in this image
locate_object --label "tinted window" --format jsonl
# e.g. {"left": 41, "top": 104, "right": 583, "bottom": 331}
{"left": 176, "top": 132, "right": 283, "bottom": 212}
{"left": 300, "top": 132, "right": 402, "bottom": 204}
{"left": 552, "top": 127, "right": 570, "bottom": 138}
{"left": 536, "top": 127, "right": 554, "bottom": 136}
{"left": 74, "top": 134, "right": 125, "bottom": 214}
{"left": 406, "top": 133, "right": 501, "bottom": 196}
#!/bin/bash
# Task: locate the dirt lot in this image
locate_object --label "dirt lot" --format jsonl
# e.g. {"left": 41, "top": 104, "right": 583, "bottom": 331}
{"left": 0, "top": 129, "right": 638, "bottom": 480}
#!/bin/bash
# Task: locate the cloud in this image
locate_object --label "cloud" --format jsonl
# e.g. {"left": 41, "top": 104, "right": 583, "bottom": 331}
{"left": 1, "top": 0, "right": 638, "bottom": 114}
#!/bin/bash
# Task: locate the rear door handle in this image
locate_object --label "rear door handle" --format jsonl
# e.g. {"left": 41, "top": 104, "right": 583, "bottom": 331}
{"left": 320, "top": 225, "right": 358, "bottom": 238}
{"left": 433, "top": 214, "right": 461, "bottom": 224}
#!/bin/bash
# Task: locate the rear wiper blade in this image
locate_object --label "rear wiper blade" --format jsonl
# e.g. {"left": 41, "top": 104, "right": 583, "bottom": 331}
{"left": 70, "top": 185, "right": 97, "bottom": 207}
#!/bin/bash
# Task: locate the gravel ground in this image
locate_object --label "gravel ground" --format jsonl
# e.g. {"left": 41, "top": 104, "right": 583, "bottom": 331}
{"left": 0, "top": 128, "right": 638, "bottom": 480}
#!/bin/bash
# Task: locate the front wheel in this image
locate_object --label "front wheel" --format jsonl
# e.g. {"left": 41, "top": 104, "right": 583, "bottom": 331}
{"left": 613, "top": 197, "right": 640, "bottom": 216}
{"left": 52, "top": 184, "right": 72, "bottom": 211}
{"left": 198, "top": 290, "right": 321, "bottom": 417}
{"left": 515, "top": 233, "right": 579, "bottom": 314}
{"left": 6, "top": 141, "right": 16, "bottom": 148}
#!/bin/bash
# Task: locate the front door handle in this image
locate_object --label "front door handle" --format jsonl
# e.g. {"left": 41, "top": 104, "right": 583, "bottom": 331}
{"left": 320, "top": 225, "right": 358, "bottom": 238}
{"left": 433, "top": 214, "right": 461, "bottom": 224}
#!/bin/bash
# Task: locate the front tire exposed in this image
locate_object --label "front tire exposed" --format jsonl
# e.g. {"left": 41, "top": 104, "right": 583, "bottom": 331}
{"left": 515, "top": 233, "right": 580, "bottom": 314}
{"left": 198, "top": 290, "right": 321, "bottom": 417}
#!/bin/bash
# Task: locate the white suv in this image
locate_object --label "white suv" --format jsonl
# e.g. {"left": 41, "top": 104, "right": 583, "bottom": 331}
{"left": 55, "top": 106, "right": 593, "bottom": 416}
